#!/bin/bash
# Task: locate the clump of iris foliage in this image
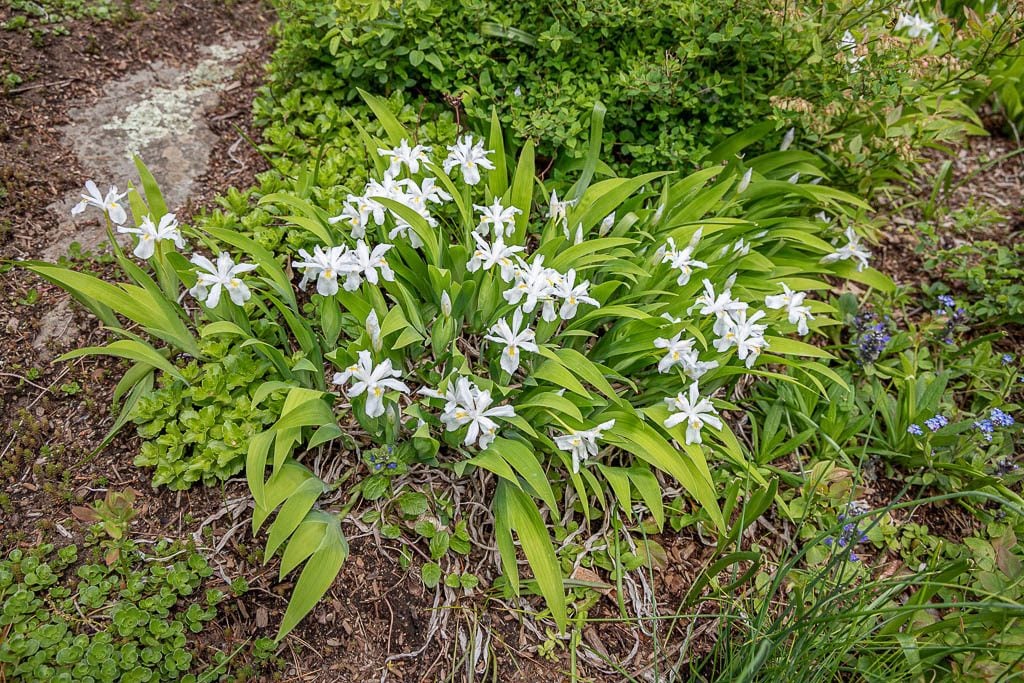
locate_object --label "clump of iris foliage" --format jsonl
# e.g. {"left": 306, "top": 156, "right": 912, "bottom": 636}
{"left": 256, "top": 0, "right": 1019, "bottom": 191}
{"left": 26, "top": 89, "right": 891, "bottom": 640}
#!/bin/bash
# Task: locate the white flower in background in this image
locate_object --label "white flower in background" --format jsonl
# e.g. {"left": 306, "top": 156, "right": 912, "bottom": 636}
{"left": 895, "top": 13, "right": 934, "bottom": 38}
{"left": 117, "top": 213, "right": 185, "bottom": 260}
{"left": 654, "top": 332, "right": 697, "bottom": 374}
{"left": 691, "top": 279, "right": 748, "bottom": 335}
{"left": 736, "top": 167, "right": 753, "bottom": 193}
{"left": 442, "top": 135, "right": 494, "bottom": 185}
{"left": 484, "top": 308, "right": 539, "bottom": 374}
{"left": 363, "top": 172, "right": 405, "bottom": 225}
{"left": 328, "top": 200, "right": 369, "bottom": 239}
{"left": 660, "top": 230, "right": 707, "bottom": 286}
{"left": 547, "top": 190, "right": 578, "bottom": 230}
{"left": 388, "top": 217, "right": 424, "bottom": 249}
{"left": 686, "top": 357, "right": 720, "bottom": 380}
{"left": 440, "top": 291, "right": 452, "bottom": 317}
{"left": 660, "top": 312, "right": 683, "bottom": 324}
{"left": 820, "top": 226, "right": 872, "bottom": 272}
{"left": 439, "top": 377, "right": 516, "bottom": 450}
{"left": 343, "top": 240, "right": 395, "bottom": 291}
{"left": 366, "top": 309, "right": 383, "bottom": 352}
{"left": 840, "top": 30, "right": 864, "bottom": 71}
{"left": 553, "top": 269, "right": 598, "bottom": 320}
{"left": 378, "top": 139, "right": 432, "bottom": 175}
{"left": 474, "top": 198, "right": 521, "bottom": 238}
{"left": 713, "top": 309, "right": 769, "bottom": 368}
{"left": 332, "top": 350, "right": 409, "bottom": 418}
{"left": 779, "top": 127, "right": 795, "bottom": 151}
{"left": 189, "top": 252, "right": 257, "bottom": 308}
{"left": 554, "top": 419, "right": 616, "bottom": 473}
{"left": 599, "top": 211, "right": 616, "bottom": 235}
{"left": 654, "top": 332, "right": 720, "bottom": 379}
{"left": 292, "top": 244, "right": 349, "bottom": 296}
{"left": 731, "top": 238, "right": 751, "bottom": 257}
{"left": 564, "top": 223, "right": 584, "bottom": 245}
{"left": 400, "top": 177, "right": 451, "bottom": 211}
{"left": 815, "top": 211, "right": 832, "bottom": 224}
{"left": 503, "top": 256, "right": 558, "bottom": 315}
{"left": 664, "top": 382, "right": 723, "bottom": 445}
{"left": 765, "top": 283, "right": 814, "bottom": 335}
{"left": 466, "top": 233, "right": 524, "bottom": 282}
{"left": 71, "top": 180, "right": 128, "bottom": 225}
{"left": 787, "top": 172, "right": 801, "bottom": 184}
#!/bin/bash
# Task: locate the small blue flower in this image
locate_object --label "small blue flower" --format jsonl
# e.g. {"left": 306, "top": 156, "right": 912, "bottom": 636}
{"left": 924, "top": 415, "right": 948, "bottom": 432}
{"left": 937, "top": 294, "right": 955, "bottom": 308}
{"left": 991, "top": 408, "right": 1015, "bottom": 428}
{"left": 974, "top": 419, "right": 994, "bottom": 442}
{"left": 1002, "top": 354, "right": 1014, "bottom": 365}
{"left": 907, "top": 424, "right": 923, "bottom": 436}
{"left": 995, "top": 459, "right": 1019, "bottom": 476}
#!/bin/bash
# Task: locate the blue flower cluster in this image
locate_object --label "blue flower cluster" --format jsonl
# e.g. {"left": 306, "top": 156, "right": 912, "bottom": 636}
{"left": 366, "top": 445, "right": 399, "bottom": 472}
{"left": 924, "top": 415, "right": 949, "bottom": 431}
{"left": 851, "top": 312, "right": 891, "bottom": 364}
{"left": 824, "top": 501, "right": 871, "bottom": 562}
{"left": 907, "top": 424, "right": 923, "bottom": 436}
{"left": 933, "top": 294, "right": 967, "bottom": 345}
{"left": 974, "top": 408, "right": 1016, "bottom": 442}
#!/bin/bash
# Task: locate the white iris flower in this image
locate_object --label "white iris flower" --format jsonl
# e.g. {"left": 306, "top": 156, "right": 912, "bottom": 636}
{"left": 117, "top": 213, "right": 185, "bottom": 260}
{"left": 343, "top": 240, "right": 395, "bottom": 291}
{"left": 333, "top": 350, "right": 409, "bottom": 418}
{"left": 473, "top": 198, "right": 521, "bottom": 239}
{"left": 466, "top": 233, "right": 524, "bottom": 282}
{"left": 765, "top": 283, "right": 815, "bottom": 335}
{"left": 554, "top": 419, "right": 616, "bottom": 473}
{"left": 189, "top": 252, "right": 257, "bottom": 308}
{"left": 664, "top": 382, "right": 723, "bottom": 445}
{"left": 71, "top": 180, "right": 128, "bottom": 225}
{"left": 378, "top": 139, "right": 432, "bottom": 175}
{"left": 820, "top": 226, "right": 871, "bottom": 272}
{"left": 439, "top": 377, "right": 516, "bottom": 450}
{"left": 292, "top": 244, "right": 349, "bottom": 296}
{"left": 484, "top": 308, "right": 539, "bottom": 374}
{"left": 442, "top": 135, "right": 494, "bottom": 186}
{"left": 552, "top": 269, "right": 598, "bottom": 320}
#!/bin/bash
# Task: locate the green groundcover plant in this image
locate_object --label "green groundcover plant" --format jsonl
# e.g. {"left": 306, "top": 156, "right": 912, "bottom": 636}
{"left": 0, "top": 541, "right": 241, "bottom": 683}
{"left": 258, "top": 0, "right": 1018, "bottom": 192}
{"left": 24, "top": 94, "right": 894, "bottom": 639}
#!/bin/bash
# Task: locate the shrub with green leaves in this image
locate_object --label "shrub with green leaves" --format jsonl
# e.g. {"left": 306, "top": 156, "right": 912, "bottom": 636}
{"left": 0, "top": 542, "right": 228, "bottom": 683}
{"left": 26, "top": 95, "right": 893, "bottom": 640}
{"left": 258, "top": 0, "right": 1012, "bottom": 191}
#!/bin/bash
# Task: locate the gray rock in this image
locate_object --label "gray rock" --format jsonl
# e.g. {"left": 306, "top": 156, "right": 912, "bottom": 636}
{"left": 44, "top": 39, "right": 253, "bottom": 260}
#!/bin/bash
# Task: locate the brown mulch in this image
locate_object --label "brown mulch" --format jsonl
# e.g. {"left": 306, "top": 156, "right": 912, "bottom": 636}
{"left": 875, "top": 133, "right": 1024, "bottom": 289}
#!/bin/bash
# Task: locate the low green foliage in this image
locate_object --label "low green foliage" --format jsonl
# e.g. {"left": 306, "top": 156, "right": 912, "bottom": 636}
{"left": 0, "top": 541, "right": 231, "bottom": 683}
{"left": 0, "top": 0, "right": 150, "bottom": 34}
{"left": 132, "top": 341, "right": 289, "bottom": 489}
{"left": 925, "top": 240, "right": 1024, "bottom": 325}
